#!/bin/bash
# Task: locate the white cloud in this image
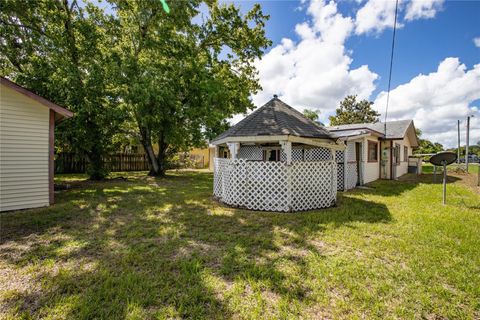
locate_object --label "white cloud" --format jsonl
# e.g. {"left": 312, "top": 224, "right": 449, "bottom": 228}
{"left": 252, "top": 0, "right": 378, "bottom": 122}
{"left": 405, "top": 0, "right": 444, "bottom": 21}
{"left": 355, "top": 0, "right": 402, "bottom": 35}
{"left": 474, "top": 37, "right": 480, "bottom": 48}
{"left": 354, "top": 0, "right": 444, "bottom": 34}
{"left": 374, "top": 58, "right": 480, "bottom": 147}
{"left": 232, "top": 0, "right": 477, "bottom": 148}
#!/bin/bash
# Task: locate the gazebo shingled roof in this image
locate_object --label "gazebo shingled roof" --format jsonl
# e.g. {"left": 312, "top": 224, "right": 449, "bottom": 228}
{"left": 212, "top": 96, "right": 337, "bottom": 143}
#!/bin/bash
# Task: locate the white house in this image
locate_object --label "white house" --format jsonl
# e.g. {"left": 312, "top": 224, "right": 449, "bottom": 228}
{"left": 327, "top": 120, "right": 419, "bottom": 186}
{"left": 0, "top": 77, "right": 73, "bottom": 212}
{"left": 211, "top": 96, "right": 344, "bottom": 212}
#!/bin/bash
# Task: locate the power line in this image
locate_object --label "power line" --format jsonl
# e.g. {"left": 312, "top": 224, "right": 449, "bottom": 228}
{"left": 384, "top": 0, "right": 399, "bottom": 136}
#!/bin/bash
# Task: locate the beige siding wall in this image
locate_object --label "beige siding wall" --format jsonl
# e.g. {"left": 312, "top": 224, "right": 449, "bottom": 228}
{"left": 362, "top": 137, "right": 380, "bottom": 184}
{"left": 344, "top": 137, "right": 380, "bottom": 185}
{"left": 395, "top": 135, "right": 412, "bottom": 178}
{"left": 0, "top": 85, "right": 50, "bottom": 211}
{"left": 380, "top": 135, "right": 414, "bottom": 180}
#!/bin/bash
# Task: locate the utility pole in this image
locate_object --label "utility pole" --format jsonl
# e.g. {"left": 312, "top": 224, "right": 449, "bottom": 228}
{"left": 465, "top": 116, "right": 470, "bottom": 173}
{"left": 457, "top": 120, "right": 461, "bottom": 165}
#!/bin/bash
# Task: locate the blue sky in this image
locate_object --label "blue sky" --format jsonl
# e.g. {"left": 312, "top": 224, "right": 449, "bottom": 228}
{"left": 235, "top": 0, "right": 480, "bottom": 96}
{"left": 85, "top": 0, "right": 479, "bottom": 147}
{"left": 231, "top": 0, "right": 480, "bottom": 147}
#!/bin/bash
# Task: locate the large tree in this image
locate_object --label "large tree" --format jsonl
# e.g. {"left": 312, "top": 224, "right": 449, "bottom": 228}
{"left": 303, "top": 109, "right": 320, "bottom": 122}
{"left": 329, "top": 95, "right": 380, "bottom": 126}
{"left": 109, "top": 0, "right": 270, "bottom": 176}
{"left": 0, "top": 0, "right": 123, "bottom": 179}
{"left": 414, "top": 129, "right": 444, "bottom": 155}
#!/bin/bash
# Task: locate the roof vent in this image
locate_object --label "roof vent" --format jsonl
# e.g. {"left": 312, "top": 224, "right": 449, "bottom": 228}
{"left": 273, "top": 94, "right": 278, "bottom": 99}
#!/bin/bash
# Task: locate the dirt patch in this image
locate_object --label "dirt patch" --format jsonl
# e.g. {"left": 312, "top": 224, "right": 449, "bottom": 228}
{"left": 0, "top": 264, "right": 42, "bottom": 317}
{"left": 172, "top": 240, "right": 220, "bottom": 260}
{"left": 399, "top": 172, "right": 479, "bottom": 194}
{"left": 450, "top": 172, "right": 480, "bottom": 194}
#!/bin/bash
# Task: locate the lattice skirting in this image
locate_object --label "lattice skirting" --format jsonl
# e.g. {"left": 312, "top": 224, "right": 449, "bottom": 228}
{"left": 213, "top": 158, "right": 337, "bottom": 212}
{"left": 237, "top": 146, "right": 334, "bottom": 162}
{"left": 335, "top": 150, "right": 357, "bottom": 191}
{"left": 345, "top": 162, "right": 358, "bottom": 190}
{"left": 337, "top": 163, "right": 344, "bottom": 190}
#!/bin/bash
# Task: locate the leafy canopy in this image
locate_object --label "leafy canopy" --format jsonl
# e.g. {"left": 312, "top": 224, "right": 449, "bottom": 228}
{"left": 329, "top": 95, "right": 380, "bottom": 126}
{"left": 0, "top": 0, "right": 270, "bottom": 177}
{"left": 108, "top": 0, "right": 271, "bottom": 175}
{"left": 0, "top": 0, "right": 125, "bottom": 179}
{"left": 414, "top": 129, "right": 444, "bottom": 155}
{"left": 303, "top": 109, "right": 320, "bottom": 122}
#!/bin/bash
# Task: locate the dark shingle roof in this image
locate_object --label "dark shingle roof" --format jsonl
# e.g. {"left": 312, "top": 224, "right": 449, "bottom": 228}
{"left": 328, "top": 120, "right": 414, "bottom": 139}
{"left": 212, "top": 97, "right": 336, "bottom": 143}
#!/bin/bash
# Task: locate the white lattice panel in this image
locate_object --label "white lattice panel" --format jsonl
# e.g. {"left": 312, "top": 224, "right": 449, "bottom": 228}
{"left": 213, "top": 158, "right": 337, "bottom": 212}
{"left": 222, "top": 159, "right": 248, "bottom": 206}
{"left": 245, "top": 161, "right": 289, "bottom": 211}
{"left": 281, "top": 148, "right": 304, "bottom": 162}
{"left": 336, "top": 150, "right": 345, "bottom": 162}
{"left": 305, "top": 148, "right": 332, "bottom": 161}
{"left": 238, "top": 146, "right": 263, "bottom": 160}
{"left": 345, "top": 162, "right": 358, "bottom": 190}
{"left": 337, "top": 163, "right": 344, "bottom": 191}
{"left": 346, "top": 141, "right": 357, "bottom": 162}
{"left": 238, "top": 146, "right": 305, "bottom": 162}
{"left": 292, "top": 149, "right": 304, "bottom": 161}
{"left": 213, "top": 158, "right": 228, "bottom": 197}
{"left": 290, "top": 161, "right": 337, "bottom": 211}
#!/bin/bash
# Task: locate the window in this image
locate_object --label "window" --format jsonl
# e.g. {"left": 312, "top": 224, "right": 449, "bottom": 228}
{"left": 368, "top": 141, "right": 378, "bottom": 162}
{"left": 395, "top": 144, "right": 401, "bottom": 165}
{"left": 404, "top": 146, "right": 408, "bottom": 162}
{"left": 219, "top": 146, "right": 229, "bottom": 158}
{"left": 263, "top": 149, "right": 281, "bottom": 161}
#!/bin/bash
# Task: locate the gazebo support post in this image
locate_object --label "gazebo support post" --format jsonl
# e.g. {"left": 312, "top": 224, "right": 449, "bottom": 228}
{"left": 227, "top": 142, "right": 240, "bottom": 159}
{"left": 280, "top": 141, "right": 292, "bottom": 164}
{"left": 214, "top": 146, "right": 219, "bottom": 158}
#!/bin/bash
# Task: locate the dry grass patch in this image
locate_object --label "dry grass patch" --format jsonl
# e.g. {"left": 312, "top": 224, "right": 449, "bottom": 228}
{"left": 0, "top": 170, "right": 479, "bottom": 319}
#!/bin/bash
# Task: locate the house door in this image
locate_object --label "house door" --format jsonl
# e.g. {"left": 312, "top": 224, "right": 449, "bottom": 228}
{"left": 355, "top": 142, "right": 362, "bottom": 185}
{"left": 392, "top": 143, "right": 399, "bottom": 179}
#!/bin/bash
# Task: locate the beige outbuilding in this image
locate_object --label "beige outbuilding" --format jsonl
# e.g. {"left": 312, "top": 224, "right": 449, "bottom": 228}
{"left": 0, "top": 77, "right": 73, "bottom": 212}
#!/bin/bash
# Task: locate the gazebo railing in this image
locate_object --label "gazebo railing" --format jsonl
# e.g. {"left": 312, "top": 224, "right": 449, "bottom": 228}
{"left": 213, "top": 158, "right": 337, "bottom": 212}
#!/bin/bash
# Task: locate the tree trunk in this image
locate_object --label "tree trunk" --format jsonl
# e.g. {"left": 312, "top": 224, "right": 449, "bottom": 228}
{"left": 145, "top": 144, "right": 162, "bottom": 176}
{"left": 138, "top": 126, "right": 163, "bottom": 176}
{"left": 155, "top": 133, "right": 168, "bottom": 177}
{"left": 87, "top": 149, "right": 106, "bottom": 180}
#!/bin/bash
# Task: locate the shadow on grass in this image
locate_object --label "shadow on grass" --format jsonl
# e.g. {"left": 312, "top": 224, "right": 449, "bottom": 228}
{"left": 350, "top": 173, "right": 462, "bottom": 197}
{"left": 1, "top": 171, "right": 391, "bottom": 319}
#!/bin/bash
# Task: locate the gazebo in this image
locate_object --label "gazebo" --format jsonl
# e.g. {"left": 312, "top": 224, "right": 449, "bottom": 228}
{"left": 211, "top": 96, "right": 345, "bottom": 212}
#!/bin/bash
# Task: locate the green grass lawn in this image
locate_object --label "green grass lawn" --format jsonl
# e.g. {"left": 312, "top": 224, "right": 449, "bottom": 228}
{"left": 1, "top": 170, "right": 479, "bottom": 319}
{"left": 422, "top": 162, "right": 480, "bottom": 175}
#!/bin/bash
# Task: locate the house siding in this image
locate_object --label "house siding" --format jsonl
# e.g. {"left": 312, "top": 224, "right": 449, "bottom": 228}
{"left": 395, "top": 135, "right": 412, "bottom": 178}
{"left": 380, "top": 135, "right": 414, "bottom": 180}
{"left": 0, "top": 85, "right": 50, "bottom": 211}
{"left": 363, "top": 137, "right": 380, "bottom": 184}
{"left": 380, "top": 140, "right": 391, "bottom": 179}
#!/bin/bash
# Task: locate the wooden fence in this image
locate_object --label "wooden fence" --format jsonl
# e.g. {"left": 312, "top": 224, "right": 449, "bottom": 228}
{"left": 55, "top": 152, "right": 205, "bottom": 174}
{"left": 55, "top": 153, "right": 150, "bottom": 174}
